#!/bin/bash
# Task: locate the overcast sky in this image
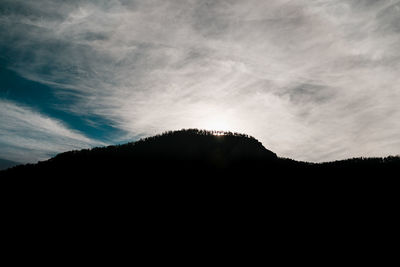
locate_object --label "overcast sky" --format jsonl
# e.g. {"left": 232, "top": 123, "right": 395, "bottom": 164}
{"left": 1, "top": 0, "right": 400, "bottom": 163}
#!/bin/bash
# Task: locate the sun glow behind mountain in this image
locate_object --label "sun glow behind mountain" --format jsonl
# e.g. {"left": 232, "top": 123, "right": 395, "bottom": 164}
{"left": 2, "top": 0, "right": 400, "bottom": 164}
{"left": 199, "top": 115, "right": 233, "bottom": 133}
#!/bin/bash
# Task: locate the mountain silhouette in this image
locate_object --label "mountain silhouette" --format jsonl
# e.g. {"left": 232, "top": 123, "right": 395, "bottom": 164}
{"left": 2, "top": 129, "right": 399, "bottom": 179}
{"left": 1, "top": 129, "right": 278, "bottom": 178}
{"left": 2, "top": 129, "right": 397, "bottom": 244}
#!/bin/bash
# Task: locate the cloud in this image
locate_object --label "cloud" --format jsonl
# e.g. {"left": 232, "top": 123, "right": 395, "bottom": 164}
{"left": 1, "top": 0, "right": 400, "bottom": 162}
{"left": 0, "top": 99, "right": 104, "bottom": 163}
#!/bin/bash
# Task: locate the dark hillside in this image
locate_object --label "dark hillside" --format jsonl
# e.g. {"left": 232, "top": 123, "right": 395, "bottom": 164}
{"left": 0, "top": 158, "right": 19, "bottom": 171}
{"left": 1, "top": 129, "right": 398, "bottom": 239}
{"left": 1, "top": 129, "right": 279, "bottom": 178}
{"left": 2, "top": 129, "right": 399, "bottom": 179}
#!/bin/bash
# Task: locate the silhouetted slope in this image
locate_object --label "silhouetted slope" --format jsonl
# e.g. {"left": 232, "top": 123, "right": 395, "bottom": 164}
{"left": 2, "top": 129, "right": 397, "bottom": 258}
{"left": 0, "top": 158, "right": 19, "bottom": 171}
{"left": 1, "top": 129, "right": 278, "bottom": 178}
{"left": 1, "top": 129, "right": 399, "bottom": 178}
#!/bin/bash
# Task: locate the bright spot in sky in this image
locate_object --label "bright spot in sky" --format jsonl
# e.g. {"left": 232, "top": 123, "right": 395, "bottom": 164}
{"left": 200, "top": 115, "right": 232, "bottom": 132}
{"left": 2, "top": 0, "right": 400, "bottom": 163}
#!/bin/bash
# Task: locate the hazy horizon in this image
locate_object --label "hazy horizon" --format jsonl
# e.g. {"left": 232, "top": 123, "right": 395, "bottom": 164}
{"left": 1, "top": 0, "right": 400, "bottom": 163}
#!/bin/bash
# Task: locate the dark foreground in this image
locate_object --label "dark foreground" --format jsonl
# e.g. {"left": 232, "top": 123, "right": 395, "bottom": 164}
{"left": 1, "top": 130, "right": 397, "bottom": 260}
{"left": 2, "top": 129, "right": 398, "bottom": 201}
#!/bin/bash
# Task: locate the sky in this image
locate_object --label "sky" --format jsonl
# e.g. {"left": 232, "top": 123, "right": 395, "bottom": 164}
{"left": 1, "top": 0, "right": 400, "bottom": 163}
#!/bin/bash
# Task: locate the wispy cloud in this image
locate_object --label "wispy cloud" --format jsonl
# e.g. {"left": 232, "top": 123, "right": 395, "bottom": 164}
{"left": 1, "top": 0, "right": 400, "bottom": 162}
{"left": 0, "top": 99, "right": 104, "bottom": 163}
